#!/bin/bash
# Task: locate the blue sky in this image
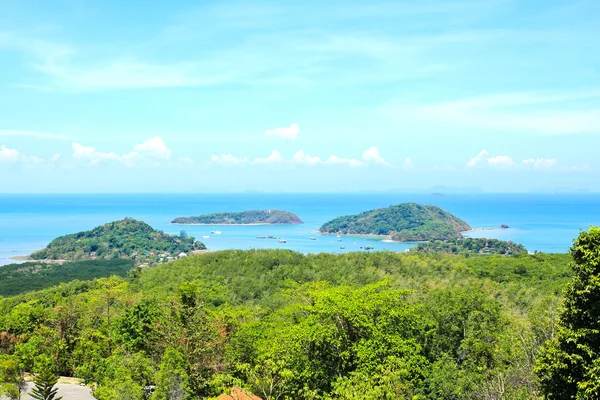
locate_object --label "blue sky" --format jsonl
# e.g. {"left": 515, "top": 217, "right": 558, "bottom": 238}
{"left": 0, "top": 0, "right": 599, "bottom": 193}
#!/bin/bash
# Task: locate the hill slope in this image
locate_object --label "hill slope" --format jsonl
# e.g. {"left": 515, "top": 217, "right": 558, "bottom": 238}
{"left": 30, "top": 218, "right": 205, "bottom": 263}
{"left": 413, "top": 238, "right": 528, "bottom": 255}
{"left": 172, "top": 209, "right": 303, "bottom": 224}
{"left": 319, "top": 202, "right": 471, "bottom": 241}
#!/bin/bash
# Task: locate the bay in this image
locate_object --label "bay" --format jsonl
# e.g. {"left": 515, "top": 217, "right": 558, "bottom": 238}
{"left": 1, "top": 193, "right": 599, "bottom": 266}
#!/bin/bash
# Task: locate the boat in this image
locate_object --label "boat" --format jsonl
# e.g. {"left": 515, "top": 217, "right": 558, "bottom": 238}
{"left": 340, "top": 246, "right": 345, "bottom": 249}
{"left": 279, "top": 239, "right": 287, "bottom": 243}
{"left": 256, "top": 236, "right": 267, "bottom": 239}
{"left": 364, "top": 245, "right": 374, "bottom": 250}
{"left": 337, "top": 239, "right": 342, "bottom": 242}
{"left": 336, "top": 234, "right": 341, "bottom": 238}
{"left": 309, "top": 237, "right": 316, "bottom": 240}
{"left": 211, "top": 231, "right": 223, "bottom": 235}
{"left": 201, "top": 235, "right": 210, "bottom": 239}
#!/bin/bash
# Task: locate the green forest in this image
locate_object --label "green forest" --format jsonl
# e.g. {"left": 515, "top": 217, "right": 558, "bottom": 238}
{"left": 172, "top": 210, "right": 303, "bottom": 225}
{"left": 30, "top": 218, "right": 205, "bottom": 264}
{"left": 319, "top": 203, "right": 471, "bottom": 241}
{"left": 414, "top": 237, "right": 528, "bottom": 255}
{"left": 2, "top": 228, "right": 599, "bottom": 399}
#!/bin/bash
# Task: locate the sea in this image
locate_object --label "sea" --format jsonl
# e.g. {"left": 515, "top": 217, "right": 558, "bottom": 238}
{"left": 1, "top": 193, "right": 599, "bottom": 266}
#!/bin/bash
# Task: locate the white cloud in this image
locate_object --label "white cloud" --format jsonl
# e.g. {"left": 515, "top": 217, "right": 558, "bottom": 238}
{"left": 72, "top": 143, "right": 139, "bottom": 166}
{"left": 293, "top": 150, "right": 321, "bottom": 165}
{"left": 325, "top": 155, "right": 366, "bottom": 167}
{"left": 0, "top": 145, "right": 20, "bottom": 163}
{"left": 404, "top": 157, "right": 414, "bottom": 169}
{"left": 265, "top": 124, "right": 300, "bottom": 141}
{"left": 488, "top": 155, "right": 516, "bottom": 168}
{"left": 255, "top": 150, "right": 284, "bottom": 164}
{"left": 522, "top": 158, "right": 558, "bottom": 169}
{"left": 362, "top": 146, "right": 390, "bottom": 166}
{"left": 467, "top": 150, "right": 516, "bottom": 169}
{"left": 134, "top": 136, "right": 172, "bottom": 159}
{"left": 22, "top": 155, "right": 44, "bottom": 168}
{"left": 0, "top": 129, "right": 69, "bottom": 140}
{"left": 467, "top": 150, "right": 489, "bottom": 167}
{"left": 50, "top": 154, "right": 61, "bottom": 162}
{"left": 211, "top": 153, "right": 248, "bottom": 165}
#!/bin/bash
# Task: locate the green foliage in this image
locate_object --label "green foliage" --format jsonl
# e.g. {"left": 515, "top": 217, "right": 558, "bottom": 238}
{"left": 30, "top": 218, "right": 205, "bottom": 264}
{"left": 0, "top": 248, "right": 576, "bottom": 399}
{"left": 152, "top": 347, "right": 193, "bottom": 400}
{"left": 29, "top": 361, "right": 63, "bottom": 400}
{"left": 0, "top": 355, "right": 26, "bottom": 400}
{"left": 0, "top": 259, "right": 133, "bottom": 297}
{"left": 536, "top": 226, "right": 600, "bottom": 399}
{"left": 172, "top": 209, "right": 303, "bottom": 225}
{"left": 414, "top": 237, "right": 528, "bottom": 256}
{"left": 319, "top": 202, "right": 471, "bottom": 241}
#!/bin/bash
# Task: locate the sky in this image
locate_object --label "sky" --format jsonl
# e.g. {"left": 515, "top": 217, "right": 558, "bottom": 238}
{"left": 0, "top": 0, "right": 599, "bottom": 193}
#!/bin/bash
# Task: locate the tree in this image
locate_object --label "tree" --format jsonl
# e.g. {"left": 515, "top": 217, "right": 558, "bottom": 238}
{"left": 151, "top": 347, "right": 192, "bottom": 400}
{"left": 29, "top": 361, "right": 63, "bottom": 400}
{"left": 536, "top": 226, "right": 600, "bottom": 399}
{"left": 0, "top": 355, "right": 26, "bottom": 400}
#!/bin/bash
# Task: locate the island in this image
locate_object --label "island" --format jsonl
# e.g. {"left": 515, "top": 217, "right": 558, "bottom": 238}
{"left": 413, "top": 238, "right": 527, "bottom": 256}
{"left": 171, "top": 209, "right": 303, "bottom": 225}
{"left": 319, "top": 202, "right": 471, "bottom": 242}
{"left": 30, "top": 217, "right": 206, "bottom": 264}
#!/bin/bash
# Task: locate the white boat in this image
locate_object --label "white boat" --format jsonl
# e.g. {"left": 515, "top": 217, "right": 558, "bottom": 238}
{"left": 279, "top": 239, "right": 287, "bottom": 243}
{"left": 201, "top": 235, "right": 210, "bottom": 239}
{"left": 310, "top": 237, "right": 316, "bottom": 240}
{"left": 211, "top": 231, "right": 223, "bottom": 235}
{"left": 340, "top": 246, "right": 345, "bottom": 249}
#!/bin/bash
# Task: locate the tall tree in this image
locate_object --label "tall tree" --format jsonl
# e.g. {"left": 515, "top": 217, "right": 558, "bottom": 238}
{"left": 536, "top": 226, "right": 600, "bottom": 399}
{"left": 29, "top": 361, "right": 63, "bottom": 400}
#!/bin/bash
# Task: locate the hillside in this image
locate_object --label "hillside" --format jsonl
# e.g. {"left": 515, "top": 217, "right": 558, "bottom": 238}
{"left": 0, "top": 248, "right": 573, "bottom": 399}
{"left": 414, "top": 237, "right": 528, "bottom": 255}
{"left": 172, "top": 209, "right": 303, "bottom": 224}
{"left": 0, "top": 259, "right": 133, "bottom": 296}
{"left": 319, "top": 202, "right": 471, "bottom": 241}
{"left": 30, "top": 218, "right": 206, "bottom": 264}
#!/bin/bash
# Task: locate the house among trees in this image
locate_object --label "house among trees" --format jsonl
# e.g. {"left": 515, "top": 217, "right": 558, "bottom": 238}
{"left": 217, "top": 386, "right": 262, "bottom": 400}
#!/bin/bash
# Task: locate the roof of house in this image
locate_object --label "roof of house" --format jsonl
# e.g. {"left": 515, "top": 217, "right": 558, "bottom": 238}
{"left": 217, "top": 386, "right": 262, "bottom": 400}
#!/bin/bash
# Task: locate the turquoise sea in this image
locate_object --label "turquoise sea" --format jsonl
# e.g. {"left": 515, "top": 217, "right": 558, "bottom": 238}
{"left": 1, "top": 193, "right": 599, "bottom": 266}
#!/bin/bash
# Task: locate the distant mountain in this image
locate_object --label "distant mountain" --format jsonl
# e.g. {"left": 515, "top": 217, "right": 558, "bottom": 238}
{"left": 413, "top": 238, "right": 527, "bottom": 256}
{"left": 31, "top": 218, "right": 205, "bottom": 263}
{"left": 172, "top": 210, "right": 303, "bottom": 225}
{"left": 319, "top": 203, "right": 471, "bottom": 242}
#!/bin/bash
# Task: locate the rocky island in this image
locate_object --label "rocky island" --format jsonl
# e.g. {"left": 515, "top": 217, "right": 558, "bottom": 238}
{"left": 319, "top": 202, "right": 471, "bottom": 242}
{"left": 172, "top": 209, "right": 303, "bottom": 225}
{"left": 30, "top": 218, "right": 206, "bottom": 264}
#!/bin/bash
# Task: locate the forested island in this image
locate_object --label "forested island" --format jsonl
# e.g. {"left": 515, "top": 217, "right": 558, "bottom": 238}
{"left": 30, "top": 218, "right": 205, "bottom": 264}
{"left": 319, "top": 202, "right": 471, "bottom": 241}
{"left": 172, "top": 209, "right": 303, "bottom": 225}
{"left": 2, "top": 226, "right": 598, "bottom": 399}
{"left": 414, "top": 237, "right": 528, "bottom": 255}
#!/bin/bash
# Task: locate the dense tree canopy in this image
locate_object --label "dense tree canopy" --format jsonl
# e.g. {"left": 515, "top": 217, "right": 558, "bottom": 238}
{"left": 536, "top": 226, "right": 600, "bottom": 399}
{"left": 414, "top": 237, "right": 528, "bottom": 256}
{"left": 0, "top": 245, "right": 577, "bottom": 399}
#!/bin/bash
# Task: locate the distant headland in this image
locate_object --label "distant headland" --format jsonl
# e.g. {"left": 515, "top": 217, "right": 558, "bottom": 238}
{"left": 171, "top": 209, "right": 303, "bottom": 225}
{"left": 319, "top": 202, "right": 471, "bottom": 242}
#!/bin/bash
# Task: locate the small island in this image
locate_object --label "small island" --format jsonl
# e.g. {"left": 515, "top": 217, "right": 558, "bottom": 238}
{"left": 30, "top": 218, "right": 206, "bottom": 264}
{"left": 413, "top": 238, "right": 527, "bottom": 256}
{"left": 319, "top": 202, "right": 471, "bottom": 242}
{"left": 172, "top": 209, "right": 303, "bottom": 225}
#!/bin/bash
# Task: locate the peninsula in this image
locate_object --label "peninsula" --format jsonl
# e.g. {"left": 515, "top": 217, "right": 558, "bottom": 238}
{"left": 319, "top": 202, "right": 471, "bottom": 242}
{"left": 172, "top": 209, "right": 303, "bottom": 225}
{"left": 30, "top": 217, "right": 206, "bottom": 263}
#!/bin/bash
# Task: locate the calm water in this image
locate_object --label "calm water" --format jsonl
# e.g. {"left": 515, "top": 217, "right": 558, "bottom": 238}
{"left": 1, "top": 193, "right": 599, "bottom": 266}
